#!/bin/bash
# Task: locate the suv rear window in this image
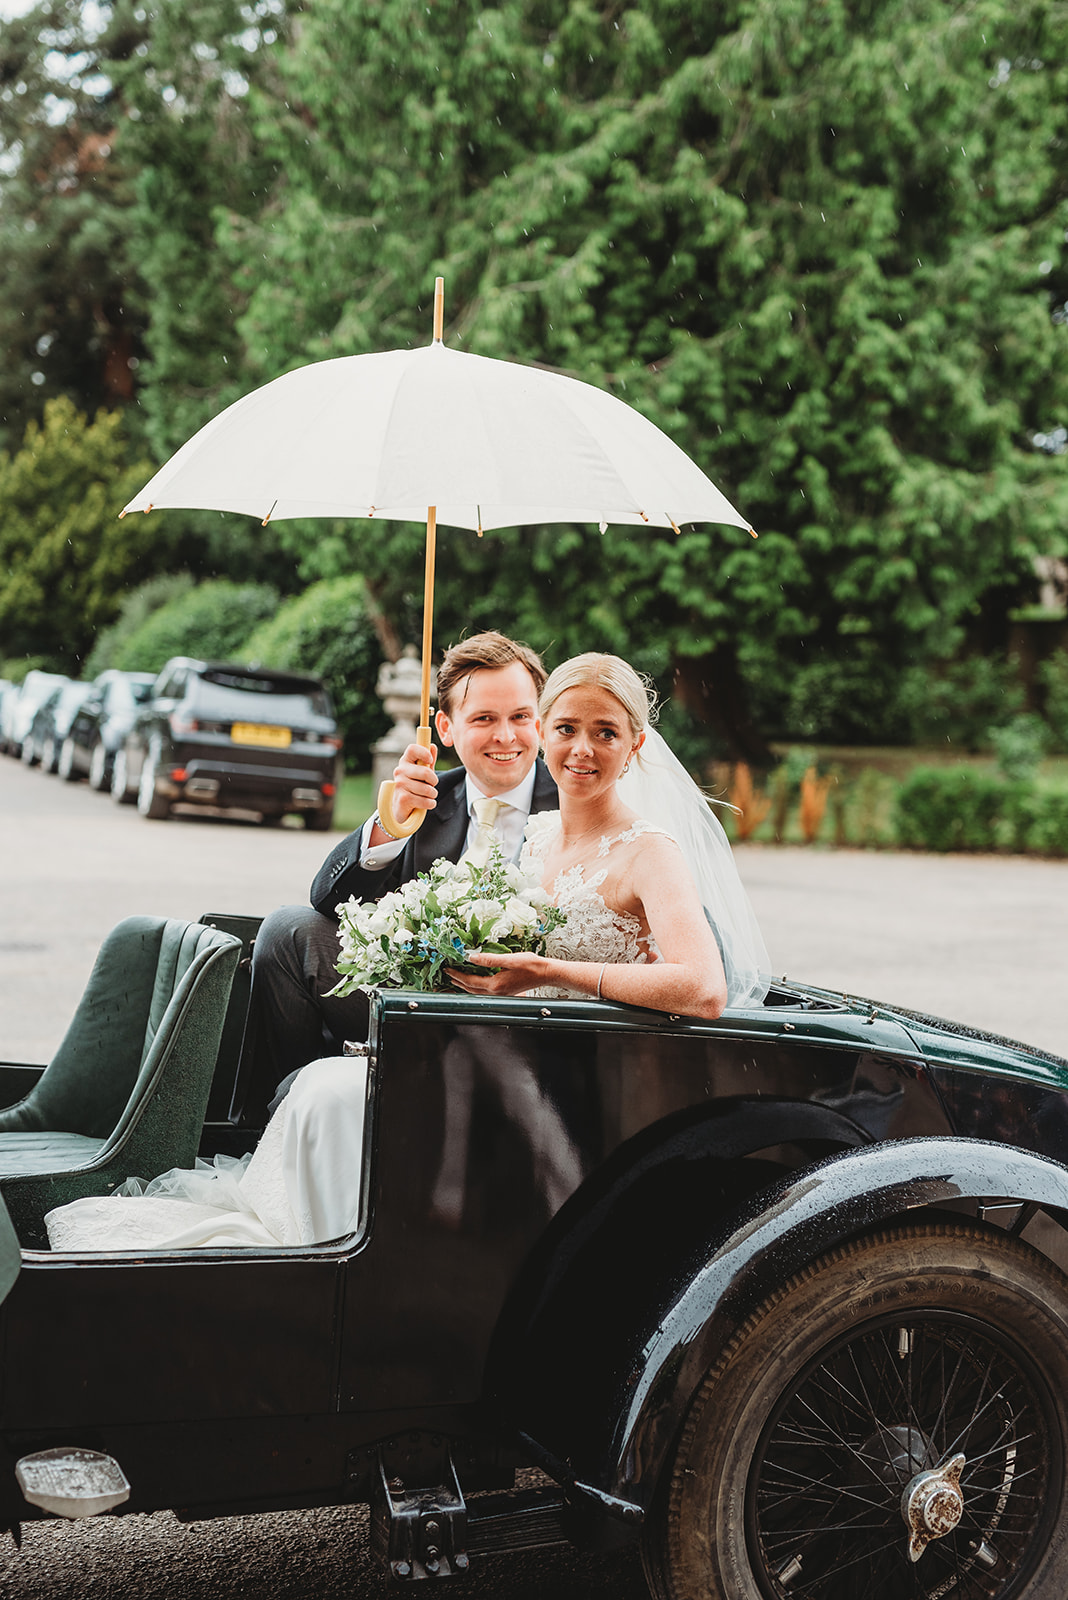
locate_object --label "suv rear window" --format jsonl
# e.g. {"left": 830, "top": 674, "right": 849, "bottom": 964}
{"left": 190, "top": 671, "right": 334, "bottom": 725}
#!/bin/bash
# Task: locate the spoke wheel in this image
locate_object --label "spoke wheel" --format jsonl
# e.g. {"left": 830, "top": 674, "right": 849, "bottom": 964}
{"left": 645, "top": 1224, "right": 1068, "bottom": 1600}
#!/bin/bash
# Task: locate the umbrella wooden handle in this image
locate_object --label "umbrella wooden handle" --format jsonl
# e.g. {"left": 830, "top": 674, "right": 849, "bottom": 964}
{"left": 376, "top": 725, "right": 434, "bottom": 838}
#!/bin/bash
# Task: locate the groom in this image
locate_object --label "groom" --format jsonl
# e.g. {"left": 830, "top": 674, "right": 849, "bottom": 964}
{"left": 235, "top": 631, "right": 558, "bottom": 1118}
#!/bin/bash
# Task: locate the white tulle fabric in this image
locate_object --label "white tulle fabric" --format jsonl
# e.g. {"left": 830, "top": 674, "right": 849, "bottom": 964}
{"left": 616, "top": 728, "right": 771, "bottom": 1008}
{"left": 522, "top": 813, "right": 666, "bottom": 997}
{"left": 44, "top": 1055, "right": 369, "bottom": 1253}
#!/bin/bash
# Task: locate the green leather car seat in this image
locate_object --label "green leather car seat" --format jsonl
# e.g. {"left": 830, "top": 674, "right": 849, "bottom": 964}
{"left": 0, "top": 916, "right": 241, "bottom": 1247}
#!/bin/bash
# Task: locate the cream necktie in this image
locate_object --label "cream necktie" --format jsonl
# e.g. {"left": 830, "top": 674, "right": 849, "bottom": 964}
{"left": 463, "top": 795, "right": 503, "bottom": 868}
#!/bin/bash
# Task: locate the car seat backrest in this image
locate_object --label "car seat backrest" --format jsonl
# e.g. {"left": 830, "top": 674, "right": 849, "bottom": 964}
{"left": 0, "top": 918, "right": 171, "bottom": 1139}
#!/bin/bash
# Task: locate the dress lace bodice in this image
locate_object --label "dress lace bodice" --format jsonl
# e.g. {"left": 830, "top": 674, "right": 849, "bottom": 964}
{"left": 521, "top": 811, "right": 671, "bottom": 997}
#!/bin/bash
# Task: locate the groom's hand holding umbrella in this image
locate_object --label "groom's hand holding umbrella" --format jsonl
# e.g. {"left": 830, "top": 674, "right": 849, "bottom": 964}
{"left": 367, "top": 740, "right": 441, "bottom": 845}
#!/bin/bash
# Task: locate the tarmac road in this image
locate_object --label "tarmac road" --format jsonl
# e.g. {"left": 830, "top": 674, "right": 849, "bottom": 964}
{"left": 1, "top": 752, "right": 1067, "bottom": 1597}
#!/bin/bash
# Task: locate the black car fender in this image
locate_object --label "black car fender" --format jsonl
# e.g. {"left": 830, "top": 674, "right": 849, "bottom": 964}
{"left": 498, "top": 1134, "right": 1068, "bottom": 1534}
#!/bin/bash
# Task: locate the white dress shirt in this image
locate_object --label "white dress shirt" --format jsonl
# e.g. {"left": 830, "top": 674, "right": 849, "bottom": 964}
{"left": 358, "top": 765, "right": 538, "bottom": 871}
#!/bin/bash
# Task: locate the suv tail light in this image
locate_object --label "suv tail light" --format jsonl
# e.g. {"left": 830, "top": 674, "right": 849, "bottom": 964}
{"left": 169, "top": 713, "right": 199, "bottom": 737}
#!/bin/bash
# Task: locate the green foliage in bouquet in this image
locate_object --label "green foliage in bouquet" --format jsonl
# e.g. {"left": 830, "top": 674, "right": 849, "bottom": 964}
{"left": 330, "top": 848, "right": 566, "bottom": 995}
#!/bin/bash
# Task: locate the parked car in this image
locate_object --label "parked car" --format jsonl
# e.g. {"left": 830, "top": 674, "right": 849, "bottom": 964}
{"left": 0, "top": 681, "right": 16, "bottom": 754}
{"left": 113, "top": 658, "right": 342, "bottom": 828}
{"left": 2, "top": 918, "right": 1068, "bottom": 1598}
{"left": 23, "top": 680, "right": 96, "bottom": 773}
{"left": 57, "top": 670, "right": 157, "bottom": 787}
{"left": 3, "top": 671, "right": 69, "bottom": 761}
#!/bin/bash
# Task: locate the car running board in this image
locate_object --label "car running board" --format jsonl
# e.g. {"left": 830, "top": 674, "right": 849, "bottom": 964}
{"left": 15, "top": 1448, "right": 131, "bottom": 1519}
{"left": 370, "top": 1443, "right": 570, "bottom": 1580}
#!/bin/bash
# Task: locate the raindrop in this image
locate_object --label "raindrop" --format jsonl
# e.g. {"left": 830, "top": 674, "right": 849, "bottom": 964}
{"left": 1039, "top": 260, "right": 1053, "bottom": 274}
{"left": 31, "top": 371, "right": 45, "bottom": 386}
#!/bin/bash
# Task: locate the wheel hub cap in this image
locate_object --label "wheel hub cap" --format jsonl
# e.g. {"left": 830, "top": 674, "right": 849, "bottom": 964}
{"left": 901, "top": 1453, "right": 966, "bottom": 1562}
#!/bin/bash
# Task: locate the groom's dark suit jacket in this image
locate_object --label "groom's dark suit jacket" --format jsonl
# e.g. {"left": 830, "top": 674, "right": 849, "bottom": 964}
{"left": 310, "top": 759, "right": 559, "bottom": 916}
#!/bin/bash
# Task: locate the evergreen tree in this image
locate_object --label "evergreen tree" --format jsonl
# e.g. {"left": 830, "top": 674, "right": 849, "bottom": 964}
{"left": 217, "top": 0, "right": 1068, "bottom": 752}
{"left": 0, "top": 397, "right": 160, "bottom": 668}
{"left": 0, "top": 0, "right": 144, "bottom": 451}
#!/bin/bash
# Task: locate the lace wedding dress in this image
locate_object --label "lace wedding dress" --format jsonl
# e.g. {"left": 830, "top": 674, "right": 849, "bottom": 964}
{"left": 44, "top": 1055, "right": 369, "bottom": 1252}
{"left": 521, "top": 810, "right": 666, "bottom": 995}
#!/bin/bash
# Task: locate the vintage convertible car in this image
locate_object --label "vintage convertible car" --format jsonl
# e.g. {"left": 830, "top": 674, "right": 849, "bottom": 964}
{"left": 1, "top": 910, "right": 1068, "bottom": 1600}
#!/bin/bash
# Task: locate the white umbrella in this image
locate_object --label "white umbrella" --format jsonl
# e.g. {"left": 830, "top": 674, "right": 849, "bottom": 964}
{"left": 122, "top": 280, "right": 753, "bottom": 832}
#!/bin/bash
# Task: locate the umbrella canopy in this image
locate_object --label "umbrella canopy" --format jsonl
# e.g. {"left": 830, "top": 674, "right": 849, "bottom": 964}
{"left": 122, "top": 341, "right": 749, "bottom": 536}
{"left": 123, "top": 280, "right": 752, "bottom": 834}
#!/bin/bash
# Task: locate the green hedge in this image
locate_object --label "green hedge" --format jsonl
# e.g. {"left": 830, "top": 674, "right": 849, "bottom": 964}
{"left": 894, "top": 767, "right": 1068, "bottom": 856}
{"left": 240, "top": 576, "right": 389, "bottom": 771}
{"left": 111, "top": 579, "right": 279, "bottom": 675}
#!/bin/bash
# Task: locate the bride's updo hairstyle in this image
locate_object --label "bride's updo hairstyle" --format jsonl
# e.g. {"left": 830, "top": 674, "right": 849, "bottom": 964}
{"left": 539, "top": 653, "right": 655, "bottom": 749}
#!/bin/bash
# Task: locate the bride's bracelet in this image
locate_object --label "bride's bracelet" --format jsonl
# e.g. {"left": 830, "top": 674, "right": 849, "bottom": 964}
{"left": 596, "top": 963, "right": 607, "bottom": 1001}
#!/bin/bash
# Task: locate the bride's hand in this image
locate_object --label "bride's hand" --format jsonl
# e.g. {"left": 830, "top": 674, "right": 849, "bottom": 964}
{"left": 445, "top": 951, "right": 547, "bottom": 996}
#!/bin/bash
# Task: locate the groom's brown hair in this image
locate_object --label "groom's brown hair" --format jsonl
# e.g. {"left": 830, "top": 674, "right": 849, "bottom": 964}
{"left": 436, "top": 631, "right": 546, "bottom": 716}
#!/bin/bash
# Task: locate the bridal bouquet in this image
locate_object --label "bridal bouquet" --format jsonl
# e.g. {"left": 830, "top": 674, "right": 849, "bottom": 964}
{"left": 329, "top": 846, "right": 565, "bottom": 995}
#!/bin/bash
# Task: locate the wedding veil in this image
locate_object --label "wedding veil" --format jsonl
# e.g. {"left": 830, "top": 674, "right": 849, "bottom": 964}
{"left": 617, "top": 727, "right": 772, "bottom": 1008}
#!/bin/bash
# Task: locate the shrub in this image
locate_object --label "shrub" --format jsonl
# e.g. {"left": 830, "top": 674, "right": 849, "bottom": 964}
{"left": 768, "top": 747, "right": 817, "bottom": 842}
{"left": 989, "top": 713, "right": 1049, "bottom": 782}
{"left": 240, "top": 576, "right": 389, "bottom": 771}
{"left": 894, "top": 767, "right": 1005, "bottom": 852}
{"left": 799, "top": 767, "right": 833, "bottom": 842}
{"left": 1002, "top": 782, "right": 1040, "bottom": 854}
{"left": 726, "top": 762, "right": 771, "bottom": 841}
{"left": 1037, "top": 650, "right": 1068, "bottom": 753}
{"left": 0, "top": 654, "right": 63, "bottom": 684}
{"left": 1025, "top": 792, "right": 1068, "bottom": 857}
{"left": 112, "top": 579, "right": 279, "bottom": 675}
{"left": 852, "top": 767, "right": 893, "bottom": 847}
{"left": 897, "top": 656, "right": 1024, "bottom": 750}
{"left": 84, "top": 573, "right": 196, "bottom": 677}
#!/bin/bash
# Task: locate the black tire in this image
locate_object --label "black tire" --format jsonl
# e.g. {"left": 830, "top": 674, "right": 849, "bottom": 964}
{"left": 305, "top": 807, "right": 334, "bottom": 832}
{"left": 111, "top": 748, "right": 137, "bottom": 806}
{"left": 137, "top": 748, "right": 171, "bottom": 820}
{"left": 57, "top": 736, "right": 79, "bottom": 781}
{"left": 88, "top": 740, "right": 110, "bottom": 791}
{"left": 643, "top": 1223, "right": 1068, "bottom": 1600}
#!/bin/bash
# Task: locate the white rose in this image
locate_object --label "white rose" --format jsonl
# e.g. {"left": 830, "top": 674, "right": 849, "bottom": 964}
{"left": 504, "top": 897, "right": 539, "bottom": 933}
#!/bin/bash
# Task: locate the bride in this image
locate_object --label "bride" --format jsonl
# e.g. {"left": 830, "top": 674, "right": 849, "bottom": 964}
{"left": 448, "top": 652, "right": 768, "bottom": 1014}
{"left": 45, "top": 653, "right": 769, "bottom": 1254}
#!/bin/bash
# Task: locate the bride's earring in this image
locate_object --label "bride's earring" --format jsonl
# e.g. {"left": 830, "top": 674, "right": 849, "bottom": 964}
{"left": 622, "top": 760, "right": 631, "bottom": 775}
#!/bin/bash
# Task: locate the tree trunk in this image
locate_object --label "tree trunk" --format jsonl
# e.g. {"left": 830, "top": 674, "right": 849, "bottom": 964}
{"left": 673, "top": 648, "right": 772, "bottom": 767}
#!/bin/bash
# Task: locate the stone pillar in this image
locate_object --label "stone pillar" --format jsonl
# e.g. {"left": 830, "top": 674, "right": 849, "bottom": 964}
{"left": 371, "top": 649, "right": 437, "bottom": 788}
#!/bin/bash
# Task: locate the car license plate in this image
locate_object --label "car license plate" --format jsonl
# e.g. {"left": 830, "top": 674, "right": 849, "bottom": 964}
{"left": 230, "top": 722, "right": 292, "bottom": 749}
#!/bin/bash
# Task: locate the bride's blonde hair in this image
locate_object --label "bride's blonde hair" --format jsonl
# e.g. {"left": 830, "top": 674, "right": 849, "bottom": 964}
{"left": 539, "top": 653, "right": 655, "bottom": 741}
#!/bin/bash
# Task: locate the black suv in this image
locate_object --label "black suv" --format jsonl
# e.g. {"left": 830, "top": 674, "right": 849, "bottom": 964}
{"left": 113, "top": 658, "right": 342, "bottom": 828}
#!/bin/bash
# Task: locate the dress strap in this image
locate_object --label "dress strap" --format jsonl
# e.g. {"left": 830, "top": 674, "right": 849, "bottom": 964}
{"left": 595, "top": 818, "right": 674, "bottom": 859}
